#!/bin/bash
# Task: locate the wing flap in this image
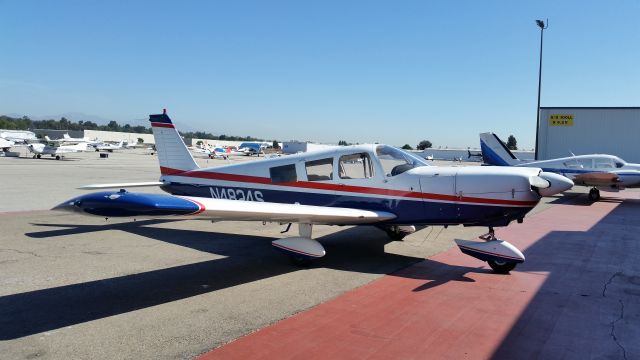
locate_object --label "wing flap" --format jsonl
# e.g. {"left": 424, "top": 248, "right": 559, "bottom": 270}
{"left": 183, "top": 196, "right": 397, "bottom": 224}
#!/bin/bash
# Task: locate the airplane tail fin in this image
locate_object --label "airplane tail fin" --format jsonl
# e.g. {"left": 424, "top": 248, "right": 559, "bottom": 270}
{"left": 44, "top": 135, "right": 51, "bottom": 142}
{"left": 63, "top": 133, "right": 70, "bottom": 139}
{"left": 479, "top": 133, "right": 519, "bottom": 166}
{"left": 149, "top": 110, "right": 199, "bottom": 174}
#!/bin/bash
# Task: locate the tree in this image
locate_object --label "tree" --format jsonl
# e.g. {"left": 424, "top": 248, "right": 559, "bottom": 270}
{"left": 416, "top": 140, "right": 432, "bottom": 150}
{"left": 196, "top": 140, "right": 203, "bottom": 146}
{"left": 137, "top": 137, "right": 144, "bottom": 144}
{"left": 272, "top": 140, "right": 280, "bottom": 149}
{"left": 338, "top": 140, "right": 350, "bottom": 146}
{"left": 506, "top": 135, "right": 518, "bottom": 150}
{"left": 401, "top": 144, "right": 413, "bottom": 150}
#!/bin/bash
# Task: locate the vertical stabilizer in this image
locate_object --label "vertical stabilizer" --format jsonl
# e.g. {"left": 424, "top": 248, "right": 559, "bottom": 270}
{"left": 149, "top": 110, "right": 199, "bottom": 174}
{"left": 479, "top": 133, "right": 519, "bottom": 166}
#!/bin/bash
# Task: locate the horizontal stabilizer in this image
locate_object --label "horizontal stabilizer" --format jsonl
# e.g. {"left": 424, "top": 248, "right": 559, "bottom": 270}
{"left": 78, "top": 182, "right": 165, "bottom": 190}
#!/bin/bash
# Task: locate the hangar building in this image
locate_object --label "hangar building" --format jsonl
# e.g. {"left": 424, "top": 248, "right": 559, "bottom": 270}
{"left": 537, "top": 107, "right": 640, "bottom": 163}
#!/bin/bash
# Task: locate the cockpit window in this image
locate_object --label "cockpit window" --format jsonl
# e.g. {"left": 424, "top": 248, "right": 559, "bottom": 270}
{"left": 594, "top": 158, "right": 614, "bottom": 169}
{"left": 339, "top": 153, "right": 374, "bottom": 179}
{"left": 615, "top": 162, "right": 624, "bottom": 168}
{"left": 375, "top": 145, "right": 429, "bottom": 176}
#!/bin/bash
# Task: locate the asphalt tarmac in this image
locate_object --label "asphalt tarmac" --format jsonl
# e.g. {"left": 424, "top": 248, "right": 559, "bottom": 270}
{"left": 0, "top": 149, "right": 579, "bottom": 359}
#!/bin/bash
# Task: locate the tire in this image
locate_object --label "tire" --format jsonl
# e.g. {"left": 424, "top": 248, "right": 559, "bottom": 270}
{"left": 36, "top": 154, "right": 41, "bottom": 159}
{"left": 385, "top": 228, "right": 407, "bottom": 241}
{"left": 290, "top": 255, "right": 312, "bottom": 267}
{"left": 488, "top": 260, "right": 516, "bottom": 274}
{"left": 588, "top": 188, "right": 600, "bottom": 201}
{"left": 32, "top": 155, "right": 36, "bottom": 159}
{"left": 55, "top": 155, "right": 61, "bottom": 160}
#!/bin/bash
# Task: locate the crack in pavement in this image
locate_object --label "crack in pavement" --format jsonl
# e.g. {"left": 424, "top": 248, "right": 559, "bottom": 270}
{"left": 602, "top": 271, "right": 622, "bottom": 298}
{"left": 602, "top": 271, "right": 628, "bottom": 360}
{"left": 611, "top": 299, "right": 627, "bottom": 360}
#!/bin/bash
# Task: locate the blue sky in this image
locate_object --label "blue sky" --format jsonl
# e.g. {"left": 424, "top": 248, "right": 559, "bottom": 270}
{"left": 1, "top": 1, "right": 638, "bottom": 149}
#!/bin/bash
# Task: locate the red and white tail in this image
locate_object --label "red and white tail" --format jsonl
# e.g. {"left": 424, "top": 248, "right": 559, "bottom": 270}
{"left": 149, "top": 110, "right": 199, "bottom": 174}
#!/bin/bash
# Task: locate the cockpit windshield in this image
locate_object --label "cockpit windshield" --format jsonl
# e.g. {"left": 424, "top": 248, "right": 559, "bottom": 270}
{"left": 375, "top": 145, "right": 429, "bottom": 176}
{"left": 613, "top": 156, "right": 626, "bottom": 168}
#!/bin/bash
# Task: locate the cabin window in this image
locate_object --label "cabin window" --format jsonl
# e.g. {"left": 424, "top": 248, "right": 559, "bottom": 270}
{"left": 339, "top": 153, "right": 374, "bottom": 179}
{"left": 563, "top": 159, "right": 581, "bottom": 169}
{"left": 594, "top": 159, "right": 614, "bottom": 169}
{"left": 305, "top": 158, "right": 333, "bottom": 181}
{"left": 270, "top": 164, "right": 297, "bottom": 183}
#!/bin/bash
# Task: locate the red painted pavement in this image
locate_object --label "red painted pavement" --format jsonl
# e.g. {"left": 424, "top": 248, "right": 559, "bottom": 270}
{"left": 199, "top": 193, "right": 640, "bottom": 359}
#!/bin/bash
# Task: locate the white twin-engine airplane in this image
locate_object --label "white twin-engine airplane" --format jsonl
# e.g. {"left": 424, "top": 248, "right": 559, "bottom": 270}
{"left": 53, "top": 111, "right": 573, "bottom": 273}
{"left": 480, "top": 132, "right": 640, "bottom": 201}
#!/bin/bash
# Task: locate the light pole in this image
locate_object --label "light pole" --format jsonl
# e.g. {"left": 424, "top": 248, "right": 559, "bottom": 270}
{"left": 534, "top": 19, "right": 548, "bottom": 160}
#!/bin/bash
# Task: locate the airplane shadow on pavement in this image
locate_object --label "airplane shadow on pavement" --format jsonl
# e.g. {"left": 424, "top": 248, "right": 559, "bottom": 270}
{"left": 1, "top": 221, "right": 482, "bottom": 340}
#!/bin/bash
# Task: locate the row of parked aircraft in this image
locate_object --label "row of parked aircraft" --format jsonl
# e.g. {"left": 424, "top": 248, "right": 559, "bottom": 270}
{"left": 0, "top": 130, "right": 137, "bottom": 160}
{"left": 4, "top": 110, "right": 627, "bottom": 274}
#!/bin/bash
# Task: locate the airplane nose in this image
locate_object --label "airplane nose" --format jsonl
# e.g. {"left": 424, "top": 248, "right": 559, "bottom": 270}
{"left": 51, "top": 199, "right": 82, "bottom": 213}
{"left": 536, "top": 172, "right": 574, "bottom": 196}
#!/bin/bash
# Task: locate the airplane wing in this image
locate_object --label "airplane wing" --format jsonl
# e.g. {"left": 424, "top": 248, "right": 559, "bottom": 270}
{"left": 78, "top": 182, "right": 166, "bottom": 189}
{"left": 572, "top": 172, "right": 619, "bottom": 186}
{"left": 53, "top": 191, "right": 397, "bottom": 225}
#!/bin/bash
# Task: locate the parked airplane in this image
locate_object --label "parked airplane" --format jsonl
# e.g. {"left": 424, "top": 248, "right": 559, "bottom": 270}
{"left": 480, "top": 132, "right": 640, "bottom": 201}
{"left": 0, "top": 129, "right": 37, "bottom": 143}
{"left": 53, "top": 133, "right": 99, "bottom": 145}
{"left": 93, "top": 140, "right": 124, "bottom": 152}
{"left": 233, "top": 142, "right": 268, "bottom": 156}
{"left": 53, "top": 111, "right": 573, "bottom": 273}
{"left": 28, "top": 141, "right": 88, "bottom": 160}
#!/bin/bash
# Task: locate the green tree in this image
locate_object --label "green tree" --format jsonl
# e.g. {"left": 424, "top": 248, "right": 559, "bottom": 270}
{"left": 338, "top": 140, "right": 350, "bottom": 146}
{"left": 137, "top": 137, "right": 144, "bottom": 144}
{"left": 272, "top": 140, "right": 280, "bottom": 149}
{"left": 401, "top": 144, "right": 413, "bottom": 150}
{"left": 506, "top": 135, "right": 518, "bottom": 150}
{"left": 416, "top": 140, "right": 432, "bottom": 150}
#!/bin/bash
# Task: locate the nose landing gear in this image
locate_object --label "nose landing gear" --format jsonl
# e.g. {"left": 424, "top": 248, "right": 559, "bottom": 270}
{"left": 455, "top": 227, "right": 524, "bottom": 274}
{"left": 588, "top": 188, "right": 600, "bottom": 201}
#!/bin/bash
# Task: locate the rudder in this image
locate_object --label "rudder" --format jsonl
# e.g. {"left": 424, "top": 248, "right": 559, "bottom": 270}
{"left": 149, "top": 110, "right": 199, "bottom": 174}
{"left": 479, "top": 132, "right": 519, "bottom": 166}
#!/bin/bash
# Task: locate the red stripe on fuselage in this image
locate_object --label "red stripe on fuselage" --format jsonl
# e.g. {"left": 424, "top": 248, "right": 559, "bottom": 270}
{"left": 159, "top": 167, "right": 538, "bottom": 207}
{"left": 151, "top": 122, "right": 175, "bottom": 128}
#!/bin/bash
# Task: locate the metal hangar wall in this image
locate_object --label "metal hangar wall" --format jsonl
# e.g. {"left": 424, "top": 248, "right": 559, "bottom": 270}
{"left": 537, "top": 107, "right": 640, "bottom": 162}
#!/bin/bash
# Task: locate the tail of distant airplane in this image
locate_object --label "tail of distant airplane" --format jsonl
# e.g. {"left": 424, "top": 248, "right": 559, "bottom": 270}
{"left": 479, "top": 133, "right": 520, "bottom": 166}
{"left": 149, "top": 110, "right": 199, "bottom": 174}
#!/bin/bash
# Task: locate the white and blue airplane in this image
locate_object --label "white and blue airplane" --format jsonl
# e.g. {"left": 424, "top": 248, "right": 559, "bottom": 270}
{"left": 53, "top": 111, "right": 573, "bottom": 273}
{"left": 480, "top": 132, "right": 640, "bottom": 201}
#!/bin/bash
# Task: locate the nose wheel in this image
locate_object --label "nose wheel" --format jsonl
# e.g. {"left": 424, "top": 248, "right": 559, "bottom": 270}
{"left": 456, "top": 227, "right": 525, "bottom": 274}
{"left": 588, "top": 188, "right": 600, "bottom": 201}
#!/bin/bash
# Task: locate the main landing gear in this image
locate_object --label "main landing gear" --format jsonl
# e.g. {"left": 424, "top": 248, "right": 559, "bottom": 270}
{"left": 588, "top": 188, "right": 601, "bottom": 201}
{"left": 455, "top": 227, "right": 525, "bottom": 274}
{"left": 384, "top": 225, "right": 417, "bottom": 241}
{"left": 272, "top": 223, "right": 325, "bottom": 267}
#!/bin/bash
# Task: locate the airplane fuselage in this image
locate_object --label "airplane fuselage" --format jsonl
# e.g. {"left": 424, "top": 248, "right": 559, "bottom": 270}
{"left": 157, "top": 144, "right": 568, "bottom": 227}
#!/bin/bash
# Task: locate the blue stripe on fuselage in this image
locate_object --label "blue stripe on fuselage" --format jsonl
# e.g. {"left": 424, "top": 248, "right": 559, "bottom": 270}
{"left": 162, "top": 183, "right": 532, "bottom": 227}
